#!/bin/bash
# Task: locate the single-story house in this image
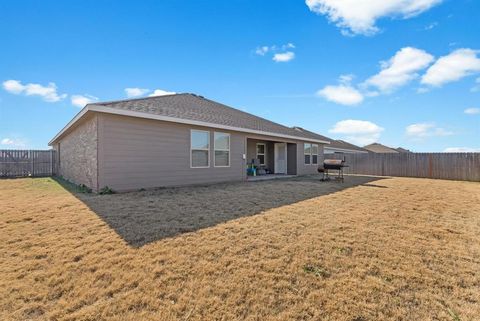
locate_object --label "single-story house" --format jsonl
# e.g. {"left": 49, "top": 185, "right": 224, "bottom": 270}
{"left": 49, "top": 93, "right": 330, "bottom": 192}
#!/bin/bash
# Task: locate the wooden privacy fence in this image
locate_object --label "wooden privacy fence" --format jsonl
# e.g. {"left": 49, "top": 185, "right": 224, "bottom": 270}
{"left": 0, "top": 150, "right": 56, "bottom": 178}
{"left": 331, "top": 153, "right": 480, "bottom": 182}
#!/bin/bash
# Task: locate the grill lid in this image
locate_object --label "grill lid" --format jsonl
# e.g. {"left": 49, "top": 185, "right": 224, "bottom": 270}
{"left": 324, "top": 159, "right": 344, "bottom": 166}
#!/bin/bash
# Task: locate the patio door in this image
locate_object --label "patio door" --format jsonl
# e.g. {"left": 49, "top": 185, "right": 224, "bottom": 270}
{"left": 274, "top": 143, "right": 287, "bottom": 174}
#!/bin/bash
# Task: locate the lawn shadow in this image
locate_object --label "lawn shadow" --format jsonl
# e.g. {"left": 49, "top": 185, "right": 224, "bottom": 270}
{"left": 361, "top": 183, "right": 388, "bottom": 189}
{"left": 60, "top": 175, "right": 384, "bottom": 247}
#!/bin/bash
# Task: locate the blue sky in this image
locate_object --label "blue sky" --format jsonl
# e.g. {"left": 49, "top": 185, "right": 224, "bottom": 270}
{"left": 1, "top": 0, "right": 479, "bottom": 151}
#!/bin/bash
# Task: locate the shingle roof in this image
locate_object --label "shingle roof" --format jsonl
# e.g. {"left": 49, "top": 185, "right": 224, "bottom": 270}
{"left": 290, "top": 127, "right": 332, "bottom": 143}
{"left": 327, "top": 140, "right": 369, "bottom": 153}
{"left": 363, "top": 143, "right": 399, "bottom": 153}
{"left": 90, "top": 93, "right": 329, "bottom": 142}
{"left": 395, "top": 147, "right": 412, "bottom": 153}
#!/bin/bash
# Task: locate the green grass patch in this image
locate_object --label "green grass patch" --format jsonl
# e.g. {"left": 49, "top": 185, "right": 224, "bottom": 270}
{"left": 303, "top": 263, "right": 330, "bottom": 278}
{"left": 53, "top": 176, "right": 92, "bottom": 193}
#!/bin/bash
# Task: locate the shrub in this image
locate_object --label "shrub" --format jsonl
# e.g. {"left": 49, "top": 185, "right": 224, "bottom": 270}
{"left": 303, "top": 263, "right": 330, "bottom": 278}
{"left": 99, "top": 186, "right": 115, "bottom": 195}
{"left": 78, "top": 184, "right": 92, "bottom": 193}
{"left": 53, "top": 176, "right": 92, "bottom": 193}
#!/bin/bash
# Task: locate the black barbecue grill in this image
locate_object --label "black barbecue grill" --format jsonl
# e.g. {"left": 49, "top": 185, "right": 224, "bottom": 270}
{"left": 318, "top": 159, "right": 349, "bottom": 182}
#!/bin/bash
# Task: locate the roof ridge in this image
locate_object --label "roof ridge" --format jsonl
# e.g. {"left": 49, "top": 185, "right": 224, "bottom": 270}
{"left": 90, "top": 93, "right": 190, "bottom": 107}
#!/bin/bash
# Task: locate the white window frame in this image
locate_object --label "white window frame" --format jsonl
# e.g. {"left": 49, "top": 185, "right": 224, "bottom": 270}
{"left": 256, "top": 143, "right": 266, "bottom": 165}
{"left": 190, "top": 129, "right": 210, "bottom": 168}
{"left": 214, "top": 132, "right": 230, "bottom": 168}
{"left": 311, "top": 144, "right": 319, "bottom": 165}
{"left": 304, "top": 143, "right": 311, "bottom": 165}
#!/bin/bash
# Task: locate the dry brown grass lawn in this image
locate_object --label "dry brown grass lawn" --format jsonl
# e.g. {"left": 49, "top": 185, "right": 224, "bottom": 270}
{"left": 0, "top": 176, "right": 479, "bottom": 321}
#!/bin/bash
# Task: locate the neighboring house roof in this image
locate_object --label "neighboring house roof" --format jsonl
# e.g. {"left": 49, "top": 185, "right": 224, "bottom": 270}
{"left": 50, "top": 94, "right": 330, "bottom": 145}
{"left": 326, "top": 139, "right": 369, "bottom": 153}
{"left": 291, "top": 127, "right": 368, "bottom": 154}
{"left": 395, "top": 147, "right": 412, "bottom": 153}
{"left": 363, "top": 143, "right": 400, "bottom": 153}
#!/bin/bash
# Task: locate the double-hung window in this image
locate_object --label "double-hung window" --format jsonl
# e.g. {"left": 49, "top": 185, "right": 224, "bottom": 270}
{"left": 256, "top": 143, "right": 266, "bottom": 165}
{"left": 214, "top": 132, "right": 230, "bottom": 167}
{"left": 304, "top": 143, "right": 319, "bottom": 165}
{"left": 191, "top": 130, "right": 210, "bottom": 168}
{"left": 311, "top": 144, "right": 319, "bottom": 165}
{"left": 304, "top": 143, "right": 311, "bottom": 164}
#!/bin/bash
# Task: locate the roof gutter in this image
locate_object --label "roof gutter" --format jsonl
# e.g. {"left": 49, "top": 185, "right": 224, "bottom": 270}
{"left": 49, "top": 105, "right": 331, "bottom": 145}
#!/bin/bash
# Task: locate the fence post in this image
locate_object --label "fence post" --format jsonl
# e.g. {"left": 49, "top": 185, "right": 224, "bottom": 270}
{"left": 428, "top": 154, "right": 433, "bottom": 179}
{"left": 30, "top": 150, "right": 34, "bottom": 177}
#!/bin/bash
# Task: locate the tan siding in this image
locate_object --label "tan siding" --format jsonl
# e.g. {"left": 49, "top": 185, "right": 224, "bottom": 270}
{"left": 319, "top": 144, "right": 325, "bottom": 165}
{"left": 55, "top": 112, "right": 327, "bottom": 191}
{"left": 98, "top": 114, "right": 246, "bottom": 191}
{"left": 57, "top": 114, "right": 98, "bottom": 190}
{"left": 53, "top": 111, "right": 328, "bottom": 191}
{"left": 296, "top": 142, "right": 323, "bottom": 175}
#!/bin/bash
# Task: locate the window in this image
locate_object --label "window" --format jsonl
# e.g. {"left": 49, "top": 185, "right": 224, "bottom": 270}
{"left": 191, "top": 130, "right": 210, "bottom": 168}
{"left": 304, "top": 143, "right": 311, "bottom": 164}
{"left": 256, "top": 143, "right": 266, "bottom": 165}
{"left": 305, "top": 143, "right": 319, "bottom": 165}
{"left": 312, "top": 144, "right": 319, "bottom": 165}
{"left": 214, "top": 132, "right": 230, "bottom": 167}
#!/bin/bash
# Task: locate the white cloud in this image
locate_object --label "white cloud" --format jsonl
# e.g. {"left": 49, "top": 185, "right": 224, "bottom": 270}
{"left": 2, "top": 79, "right": 66, "bottom": 102}
{"left": 1, "top": 137, "right": 27, "bottom": 148}
{"left": 443, "top": 147, "right": 480, "bottom": 153}
{"left": 339, "top": 74, "right": 354, "bottom": 84}
{"left": 405, "top": 122, "right": 453, "bottom": 139}
{"left": 2, "top": 80, "right": 24, "bottom": 94}
{"left": 148, "top": 89, "right": 176, "bottom": 97}
{"left": 272, "top": 51, "right": 295, "bottom": 62}
{"left": 322, "top": 47, "right": 434, "bottom": 105}
{"left": 125, "top": 87, "right": 149, "bottom": 98}
{"left": 317, "top": 84, "right": 364, "bottom": 105}
{"left": 464, "top": 107, "right": 480, "bottom": 115}
{"left": 364, "top": 47, "right": 434, "bottom": 92}
{"left": 255, "top": 46, "right": 270, "bottom": 56}
{"left": 255, "top": 44, "right": 296, "bottom": 62}
{"left": 329, "top": 119, "right": 384, "bottom": 145}
{"left": 424, "top": 22, "right": 438, "bottom": 30}
{"left": 421, "top": 49, "right": 480, "bottom": 87}
{"left": 305, "top": 0, "right": 442, "bottom": 36}
{"left": 1, "top": 138, "right": 14, "bottom": 145}
{"left": 319, "top": 47, "right": 480, "bottom": 105}
{"left": 71, "top": 94, "right": 98, "bottom": 108}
